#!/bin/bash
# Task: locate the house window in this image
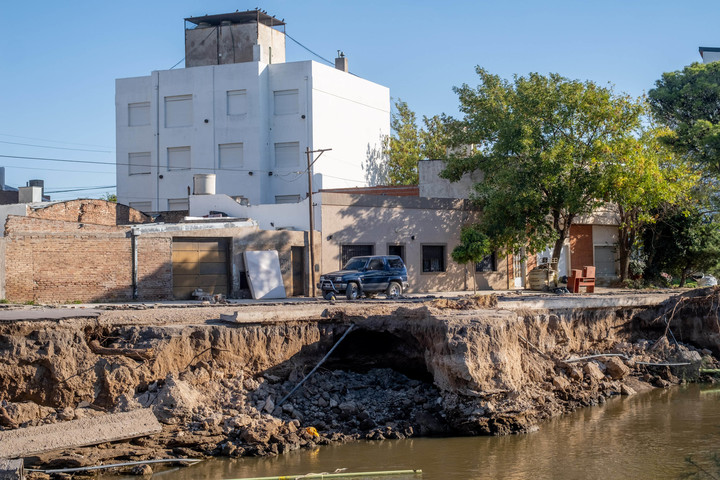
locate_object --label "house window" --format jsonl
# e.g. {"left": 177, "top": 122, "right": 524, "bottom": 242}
{"left": 219, "top": 143, "right": 243, "bottom": 170}
{"left": 168, "top": 146, "right": 191, "bottom": 170}
{"left": 388, "top": 244, "right": 405, "bottom": 262}
{"left": 128, "top": 152, "right": 151, "bottom": 175}
{"left": 475, "top": 252, "right": 497, "bottom": 272}
{"left": 165, "top": 95, "right": 192, "bottom": 128}
{"left": 275, "top": 142, "right": 300, "bottom": 168}
{"left": 129, "top": 201, "right": 152, "bottom": 212}
{"left": 422, "top": 245, "right": 446, "bottom": 272}
{"left": 274, "top": 89, "right": 299, "bottom": 115}
{"left": 275, "top": 194, "right": 301, "bottom": 204}
{"left": 128, "top": 102, "right": 150, "bottom": 126}
{"left": 341, "top": 244, "right": 374, "bottom": 267}
{"left": 227, "top": 90, "right": 247, "bottom": 116}
{"left": 168, "top": 198, "right": 189, "bottom": 211}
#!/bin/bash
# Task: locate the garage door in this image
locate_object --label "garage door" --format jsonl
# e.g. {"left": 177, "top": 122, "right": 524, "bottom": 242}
{"left": 172, "top": 238, "right": 229, "bottom": 299}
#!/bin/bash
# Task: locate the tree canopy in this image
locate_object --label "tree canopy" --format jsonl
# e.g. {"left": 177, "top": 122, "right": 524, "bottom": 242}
{"left": 648, "top": 61, "right": 720, "bottom": 176}
{"left": 441, "top": 68, "right": 644, "bottom": 263}
{"left": 383, "top": 99, "right": 449, "bottom": 185}
{"left": 602, "top": 127, "right": 699, "bottom": 280}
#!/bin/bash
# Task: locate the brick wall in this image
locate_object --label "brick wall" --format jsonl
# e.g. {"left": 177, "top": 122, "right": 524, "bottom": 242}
{"left": 136, "top": 236, "right": 173, "bottom": 301}
{"left": 570, "top": 224, "right": 594, "bottom": 271}
{"left": 5, "top": 216, "right": 135, "bottom": 302}
{"left": 29, "top": 199, "right": 151, "bottom": 226}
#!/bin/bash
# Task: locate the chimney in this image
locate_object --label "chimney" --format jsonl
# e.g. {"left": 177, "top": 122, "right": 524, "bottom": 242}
{"left": 335, "top": 51, "right": 348, "bottom": 73}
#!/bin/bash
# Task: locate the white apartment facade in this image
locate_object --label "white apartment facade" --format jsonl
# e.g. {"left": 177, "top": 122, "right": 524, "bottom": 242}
{"left": 115, "top": 10, "right": 390, "bottom": 212}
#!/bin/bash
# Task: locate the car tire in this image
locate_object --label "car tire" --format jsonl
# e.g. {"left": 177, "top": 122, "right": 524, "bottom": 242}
{"left": 346, "top": 282, "right": 359, "bottom": 300}
{"left": 386, "top": 281, "right": 402, "bottom": 299}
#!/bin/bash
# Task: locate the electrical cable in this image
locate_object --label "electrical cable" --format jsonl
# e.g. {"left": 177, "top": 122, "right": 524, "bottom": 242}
{"left": 0, "top": 133, "right": 111, "bottom": 149}
{"left": 285, "top": 32, "right": 335, "bottom": 66}
{"left": 0, "top": 140, "right": 112, "bottom": 153}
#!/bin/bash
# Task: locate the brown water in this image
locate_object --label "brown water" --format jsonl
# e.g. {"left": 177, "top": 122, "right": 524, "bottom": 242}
{"left": 121, "top": 385, "right": 720, "bottom": 480}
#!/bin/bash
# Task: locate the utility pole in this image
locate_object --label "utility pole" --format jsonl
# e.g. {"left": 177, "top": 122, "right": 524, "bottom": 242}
{"left": 306, "top": 147, "right": 331, "bottom": 298}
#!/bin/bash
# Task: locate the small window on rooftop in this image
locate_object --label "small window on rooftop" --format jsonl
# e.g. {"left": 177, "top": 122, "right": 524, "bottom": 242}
{"left": 274, "top": 89, "right": 299, "bottom": 115}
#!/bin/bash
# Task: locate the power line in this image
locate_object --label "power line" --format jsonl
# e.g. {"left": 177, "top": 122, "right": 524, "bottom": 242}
{"left": 45, "top": 185, "right": 116, "bottom": 193}
{"left": 285, "top": 33, "right": 335, "bottom": 66}
{"left": 0, "top": 140, "right": 112, "bottom": 154}
{"left": 0, "top": 133, "right": 112, "bottom": 149}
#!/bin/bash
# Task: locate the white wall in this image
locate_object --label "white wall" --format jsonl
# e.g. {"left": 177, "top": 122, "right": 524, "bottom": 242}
{"left": 116, "top": 59, "right": 389, "bottom": 211}
{"left": 311, "top": 63, "right": 390, "bottom": 191}
{"left": 189, "top": 194, "right": 314, "bottom": 231}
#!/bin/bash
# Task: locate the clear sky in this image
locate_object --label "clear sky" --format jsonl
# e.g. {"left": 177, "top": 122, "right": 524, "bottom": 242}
{"left": 0, "top": 0, "right": 718, "bottom": 201}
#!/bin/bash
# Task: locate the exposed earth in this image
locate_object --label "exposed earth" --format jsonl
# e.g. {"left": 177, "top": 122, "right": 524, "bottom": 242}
{"left": 0, "top": 288, "right": 719, "bottom": 478}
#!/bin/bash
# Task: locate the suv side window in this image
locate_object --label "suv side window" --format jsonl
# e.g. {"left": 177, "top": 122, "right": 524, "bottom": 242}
{"left": 368, "top": 258, "right": 384, "bottom": 271}
{"left": 388, "top": 258, "right": 404, "bottom": 270}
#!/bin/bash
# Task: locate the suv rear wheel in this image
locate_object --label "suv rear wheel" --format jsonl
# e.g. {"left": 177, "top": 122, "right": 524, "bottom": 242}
{"left": 386, "top": 281, "right": 402, "bottom": 299}
{"left": 346, "top": 282, "right": 359, "bottom": 300}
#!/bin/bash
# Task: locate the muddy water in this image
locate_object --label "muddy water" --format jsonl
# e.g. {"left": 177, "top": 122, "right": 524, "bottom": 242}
{"left": 129, "top": 385, "right": 720, "bottom": 480}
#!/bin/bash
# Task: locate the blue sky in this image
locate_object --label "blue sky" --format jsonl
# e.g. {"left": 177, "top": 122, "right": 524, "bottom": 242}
{"left": 0, "top": 0, "right": 717, "bottom": 200}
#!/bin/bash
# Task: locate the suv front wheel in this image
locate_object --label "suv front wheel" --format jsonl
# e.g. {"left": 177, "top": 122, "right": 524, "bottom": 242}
{"left": 346, "top": 282, "right": 360, "bottom": 300}
{"left": 386, "top": 281, "right": 402, "bottom": 299}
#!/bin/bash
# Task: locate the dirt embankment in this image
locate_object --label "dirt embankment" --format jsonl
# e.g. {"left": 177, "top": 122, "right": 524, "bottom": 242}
{"left": 0, "top": 290, "right": 719, "bottom": 475}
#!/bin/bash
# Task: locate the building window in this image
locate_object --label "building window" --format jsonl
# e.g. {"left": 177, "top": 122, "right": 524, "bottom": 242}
{"left": 475, "top": 252, "right": 497, "bottom": 272}
{"left": 227, "top": 90, "right": 247, "bottom": 116}
{"left": 275, "top": 194, "right": 301, "bottom": 204}
{"left": 422, "top": 245, "right": 446, "bottom": 272}
{"left": 165, "top": 95, "right": 192, "bottom": 128}
{"left": 129, "top": 201, "right": 152, "bottom": 212}
{"left": 274, "top": 89, "right": 299, "bottom": 115}
{"left": 219, "top": 143, "right": 243, "bottom": 170}
{"left": 275, "top": 142, "right": 300, "bottom": 168}
{"left": 168, "top": 146, "right": 191, "bottom": 170}
{"left": 168, "top": 198, "right": 189, "bottom": 211}
{"left": 128, "top": 152, "right": 151, "bottom": 175}
{"left": 341, "top": 244, "right": 374, "bottom": 267}
{"left": 128, "top": 102, "right": 150, "bottom": 126}
{"left": 388, "top": 244, "right": 405, "bottom": 262}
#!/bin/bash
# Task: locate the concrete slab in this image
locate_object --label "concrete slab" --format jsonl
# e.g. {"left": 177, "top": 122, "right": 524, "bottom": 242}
{"left": 243, "top": 250, "right": 286, "bottom": 300}
{"left": 0, "top": 308, "right": 101, "bottom": 323}
{"left": 497, "top": 292, "right": 675, "bottom": 310}
{"left": 0, "top": 409, "right": 161, "bottom": 459}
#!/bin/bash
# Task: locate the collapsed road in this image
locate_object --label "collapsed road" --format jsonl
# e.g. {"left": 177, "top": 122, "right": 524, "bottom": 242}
{"left": 0, "top": 288, "right": 719, "bottom": 477}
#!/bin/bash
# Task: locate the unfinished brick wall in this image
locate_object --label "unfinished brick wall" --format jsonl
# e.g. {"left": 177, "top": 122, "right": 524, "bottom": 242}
{"left": 136, "top": 236, "right": 173, "bottom": 301}
{"left": 28, "top": 199, "right": 151, "bottom": 226}
{"left": 5, "top": 216, "right": 133, "bottom": 302}
{"left": 3, "top": 216, "right": 173, "bottom": 303}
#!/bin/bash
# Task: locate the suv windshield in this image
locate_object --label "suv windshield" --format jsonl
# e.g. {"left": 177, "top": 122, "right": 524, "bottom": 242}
{"left": 343, "top": 258, "right": 368, "bottom": 271}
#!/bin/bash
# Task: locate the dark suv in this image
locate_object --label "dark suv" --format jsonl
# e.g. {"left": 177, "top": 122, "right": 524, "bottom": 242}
{"left": 317, "top": 255, "right": 409, "bottom": 300}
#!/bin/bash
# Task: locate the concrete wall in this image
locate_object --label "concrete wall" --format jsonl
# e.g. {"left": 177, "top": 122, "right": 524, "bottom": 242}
{"left": 418, "top": 159, "right": 483, "bottom": 199}
{"left": 310, "top": 62, "right": 390, "bottom": 191}
{"left": 189, "top": 194, "right": 313, "bottom": 231}
{"left": 116, "top": 60, "right": 389, "bottom": 211}
{"left": 186, "top": 22, "right": 286, "bottom": 67}
{"left": 319, "top": 192, "right": 508, "bottom": 292}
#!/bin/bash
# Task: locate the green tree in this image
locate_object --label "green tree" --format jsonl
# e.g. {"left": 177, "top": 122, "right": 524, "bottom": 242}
{"left": 603, "top": 127, "right": 699, "bottom": 281}
{"left": 643, "top": 207, "right": 720, "bottom": 286}
{"left": 648, "top": 61, "right": 720, "bottom": 176}
{"left": 103, "top": 193, "right": 117, "bottom": 203}
{"left": 442, "top": 68, "right": 643, "bottom": 264}
{"left": 451, "top": 224, "right": 491, "bottom": 293}
{"left": 383, "top": 100, "right": 450, "bottom": 185}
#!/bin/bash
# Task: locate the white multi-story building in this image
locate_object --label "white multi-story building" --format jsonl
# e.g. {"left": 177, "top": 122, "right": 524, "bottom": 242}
{"left": 116, "top": 10, "right": 390, "bottom": 212}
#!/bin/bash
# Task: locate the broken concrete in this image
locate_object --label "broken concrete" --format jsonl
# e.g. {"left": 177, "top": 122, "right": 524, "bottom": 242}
{"left": 0, "top": 409, "right": 161, "bottom": 459}
{"left": 0, "top": 288, "right": 717, "bottom": 470}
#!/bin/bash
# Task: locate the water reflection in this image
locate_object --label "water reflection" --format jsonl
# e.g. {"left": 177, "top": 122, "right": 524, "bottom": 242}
{"left": 109, "top": 385, "right": 720, "bottom": 480}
